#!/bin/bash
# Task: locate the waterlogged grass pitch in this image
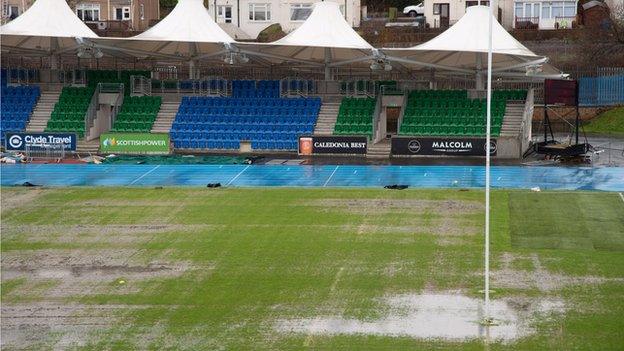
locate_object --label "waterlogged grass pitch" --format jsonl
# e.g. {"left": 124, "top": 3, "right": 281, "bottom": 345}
{"left": 1, "top": 187, "right": 623, "bottom": 350}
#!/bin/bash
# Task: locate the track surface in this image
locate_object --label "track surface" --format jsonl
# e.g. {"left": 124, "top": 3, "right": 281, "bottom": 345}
{"left": 1, "top": 164, "right": 623, "bottom": 190}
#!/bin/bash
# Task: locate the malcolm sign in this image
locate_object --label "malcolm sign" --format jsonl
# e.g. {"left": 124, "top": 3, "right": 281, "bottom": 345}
{"left": 392, "top": 137, "right": 497, "bottom": 156}
{"left": 299, "top": 136, "right": 368, "bottom": 155}
{"left": 4, "top": 132, "right": 77, "bottom": 151}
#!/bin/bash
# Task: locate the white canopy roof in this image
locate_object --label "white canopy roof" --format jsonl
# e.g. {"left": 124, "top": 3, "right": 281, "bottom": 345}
{"left": 384, "top": 6, "right": 564, "bottom": 77}
{"left": 92, "top": 0, "right": 235, "bottom": 60}
{"left": 0, "top": 0, "right": 98, "bottom": 55}
{"left": 240, "top": 2, "right": 375, "bottom": 66}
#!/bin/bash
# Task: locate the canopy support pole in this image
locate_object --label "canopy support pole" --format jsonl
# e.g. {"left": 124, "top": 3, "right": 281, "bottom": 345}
{"left": 476, "top": 53, "right": 484, "bottom": 90}
{"left": 324, "top": 47, "right": 332, "bottom": 81}
{"left": 189, "top": 60, "right": 197, "bottom": 80}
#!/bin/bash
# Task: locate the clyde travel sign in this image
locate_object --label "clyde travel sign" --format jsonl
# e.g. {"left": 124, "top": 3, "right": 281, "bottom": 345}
{"left": 4, "top": 132, "right": 77, "bottom": 151}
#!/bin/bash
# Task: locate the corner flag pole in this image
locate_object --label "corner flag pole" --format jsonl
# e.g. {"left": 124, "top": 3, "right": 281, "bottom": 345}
{"left": 484, "top": 1, "right": 494, "bottom": 323}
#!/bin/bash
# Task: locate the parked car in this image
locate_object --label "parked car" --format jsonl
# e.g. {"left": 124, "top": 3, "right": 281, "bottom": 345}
{"left": 403, "top": 3, "right": 424, "bottom": 17}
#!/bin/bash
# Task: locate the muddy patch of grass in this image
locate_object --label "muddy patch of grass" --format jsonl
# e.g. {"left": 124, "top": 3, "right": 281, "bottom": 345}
{"left": 308, "top": 199, "right": 483, "bottom": 215}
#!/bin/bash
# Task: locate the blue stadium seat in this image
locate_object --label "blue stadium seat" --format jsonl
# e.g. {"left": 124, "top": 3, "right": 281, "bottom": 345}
{"left": 169, "top": 81, "right": 321, "bottom": 151}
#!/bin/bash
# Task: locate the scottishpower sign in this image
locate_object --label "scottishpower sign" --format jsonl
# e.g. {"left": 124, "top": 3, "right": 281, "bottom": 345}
{"left": 99, "top": 133, "right": 170, "bottom": 154}
{"left": 4, "top": 132, "right": 77, "bottom": 151}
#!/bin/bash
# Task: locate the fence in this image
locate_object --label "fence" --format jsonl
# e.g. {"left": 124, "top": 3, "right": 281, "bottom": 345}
{"left": 578, "top": 68, "right": 624, "bottom": 106}
{"left": 25, "top": 143, "right": 66, "bottom": 161}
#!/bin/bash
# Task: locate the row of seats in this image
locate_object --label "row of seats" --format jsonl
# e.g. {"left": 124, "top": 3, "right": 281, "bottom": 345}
{"left": 181, "top": 96, "right": 320, "bottom": 108}
{"left": 232, "top": 80, "right": 280, "bottom": 98}
{"left": 45, "top": 87, "right": 94, "bottom": 138}
{"left": 172, "top": 124, "right": 314, "bottom": 133}
{"left": 0, "top": 85, "right": 40, "bottom": 141}
{"left": 170, "top": 93, "right": 319, "bottom": 150}
{"left": 173, "top": 139, "right": 299, "bottom": 150}
{"left": 401, "top": 125, "right": 502, "bottom": 136}
{"left": 399, "top": 89, "right": 526, "bottom": 138}
{"left": 334, "top": 97, "right": 375, "bottom": 138}
{"left": 172, "top": 131, "right": 307, "bottom": 141}
{"left": 173, "top": 116, "right": 317, "bottom": 125}
{"left": 110, "top": 96, "right": 162, "bottom": 133}
{"left": 177, "top": 108, "right": 319, "bottom": 118}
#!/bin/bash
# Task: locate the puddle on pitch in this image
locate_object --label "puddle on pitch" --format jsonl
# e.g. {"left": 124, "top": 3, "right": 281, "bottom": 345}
{"left": 276, "top": 292, "right": 564, "bottom": 342}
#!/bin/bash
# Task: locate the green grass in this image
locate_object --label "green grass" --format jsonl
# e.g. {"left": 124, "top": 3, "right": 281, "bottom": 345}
{"left": 1, "top": 187, "right": 623, "bottom": 350}
{"left": 583, "top": 107, "right": 624, "bottom": 135}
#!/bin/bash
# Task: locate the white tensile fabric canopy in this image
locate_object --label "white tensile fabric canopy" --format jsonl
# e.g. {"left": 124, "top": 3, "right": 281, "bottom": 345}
{"left": 383, "top": 6, "right": 565, "bottom": 79}
{"left": 0, "top": 0, "right": 98, "bottom": 56}
{"left": 239, "top": 2, "right": 376, "bottom": 67}
{"left": 92, "top": 0, "right": 235, "bottom": 61}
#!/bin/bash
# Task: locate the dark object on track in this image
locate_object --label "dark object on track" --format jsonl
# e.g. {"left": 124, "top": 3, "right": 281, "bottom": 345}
{"left": 384, "top": 184, "right": 409, "bottom": 190}
{"left": 207, "top": 183, "right": 222, "bottom": 188}
{"left": 20, "top": 182, "right": 39, "bottom": 187}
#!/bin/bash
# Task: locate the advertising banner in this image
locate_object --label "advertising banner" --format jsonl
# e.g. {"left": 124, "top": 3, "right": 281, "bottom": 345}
{"left": 299, "top": 136, "right": 368, "bottom": 155}
{"left": 99, "top": 133, "right": 170, "bottom": 155}
{"left": 392, "top": 137, "right": 497, "bottom": 156}
{"left": 4, "top": 132, "right": 77, "bottom": 151}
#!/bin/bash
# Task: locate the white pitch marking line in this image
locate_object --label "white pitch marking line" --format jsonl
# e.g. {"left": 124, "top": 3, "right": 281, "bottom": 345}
{"left": 129, "top": 165, "right": 160, "bottom": 185}
{"left": 226, "top": 165, "right": 250, "bottom": 186}
{"left": 323, "top": 165, "right": 339, "bottom": 187}
{"left": 303, "top": 266, "right": 345, "bottom": 347}
{"left": 619, "top": 192, "right": 624, "bottom": 203}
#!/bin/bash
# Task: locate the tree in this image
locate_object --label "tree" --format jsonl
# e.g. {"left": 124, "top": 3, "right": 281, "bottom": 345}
{"left": 577, "top": 2, "right": 624, "bottom": 66}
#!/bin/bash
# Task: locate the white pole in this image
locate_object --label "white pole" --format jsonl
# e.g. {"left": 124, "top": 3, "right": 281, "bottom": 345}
{"left": 484, "top": 0, "right": 494, "bottom": 323}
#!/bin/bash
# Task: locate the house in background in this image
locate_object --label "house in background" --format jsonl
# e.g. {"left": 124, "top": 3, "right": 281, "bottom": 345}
{"left": 1, "top": 0, "right": 160, "bottom": 31}
{"left": 206, "top": 0, "right": 362, "bottom": 40}
{"left": 423, "top": 0, "right": 500, "bottom": 29}
{"left": 422, "top": 0, "right": 581, "bottom": 30}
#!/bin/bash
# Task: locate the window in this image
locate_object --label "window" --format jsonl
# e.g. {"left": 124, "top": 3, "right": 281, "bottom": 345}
{"left": 249, "top": 3, "right": 271, "bottom": 21}
{"left": 542, "top": 2, "right": 551, "bottom": 18}
{"left": 8, "top": 5, "right": 19, "bottom": 19}
{"left": 465, "top": 1, "right": 489, "bottom": 8}
{"left": 140, "top": 4, "right": 144, "bottom": 20}
{"left": 514, "top": 2, "right": 523, "bottom": 17}
{"left": 76, "top": 3, "right": 100, "bottom": 22}
{"left": 217, "top": 5, "right": 233, "bottom": 23}
{"left": 433, "top": 3, "right": 440, "bottom": 15}
{"left": 551, "top": 2, "right": 564, "bottom": 18}
{"left": 290, "top": 3, "right": 312, "bottom": 21}
{"left": 115, "top": 6, "right": 131, "bottom": 20}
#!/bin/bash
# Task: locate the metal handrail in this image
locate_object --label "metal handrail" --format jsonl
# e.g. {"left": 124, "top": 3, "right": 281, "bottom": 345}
{"left": 110, "top": 84, "right": 125, "bottom": 129}
{"left": 373, "top": 90, "right": 384, "bottom": 142}
{"left": 130, "top": 75, "right": 152, "bottom": 96}
{"left": 84, "top": 84, "right": 101, "bottom": 140}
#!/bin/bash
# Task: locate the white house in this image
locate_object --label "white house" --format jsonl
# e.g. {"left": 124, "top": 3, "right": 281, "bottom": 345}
{"left": 206, "top": 0, "right": 362, "bottom": 39}
{"left": 422, "top": 0, "right": 580, "bottom": 30}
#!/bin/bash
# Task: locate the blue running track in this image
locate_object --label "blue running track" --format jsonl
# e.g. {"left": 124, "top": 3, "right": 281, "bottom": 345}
{"left": 1, "top": 164, "right": 623, "bottom": 191}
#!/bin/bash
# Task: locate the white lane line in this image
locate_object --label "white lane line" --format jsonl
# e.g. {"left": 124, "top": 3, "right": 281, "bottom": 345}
{"left": 619, "top": 192, "right": 624, "bottom": 203}
{"left": 323, "top": 165, "right": 339, "bottom": 187}
{"left": 226, "top": 165, "right": 250, "bottom": 186}
{"left": 129, "top": 165, "right": 160, "bottom": 185}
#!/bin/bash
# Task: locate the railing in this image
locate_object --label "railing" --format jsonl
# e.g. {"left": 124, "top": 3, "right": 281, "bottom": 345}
{"left": 340, "top": 80, "right": 376, "bottom": 97}
{"left": 131, "top": 75, "right": 152, "bottom": 96}
{"left": 4, "top": 68, "right": 40, "bottom": 85}
{"left": 58, "top": 69, "right": 86, "bottom": 86}
{"left": 521, "top": 88, "right": 535, "bottom": 156}
{"left": 84, "top": 84, "right": 101, "bottom": 141}
{"left": 110, "top": 84, "right": 125, "bottom": 129}
{"left": 280, "top": 78, "right": 316, "bottom": 97}
{"left": 515, "top": 17, "right": 539, "bottom": 30}
{"left": 396, "top": 91, "right": 408, "bottom": 136}
{"left": 554, "top": 16, "right": 576, "bottom": 29}
{"left": 373, "top": 90, "right": 384, "bottom": 143}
